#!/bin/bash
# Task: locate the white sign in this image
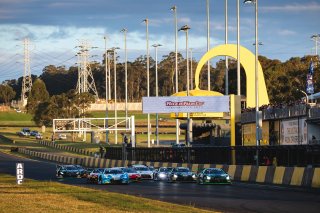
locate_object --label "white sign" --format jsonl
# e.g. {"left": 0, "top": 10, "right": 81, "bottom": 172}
{"left": 280, "top": 118, "right": 307, "bottom": 145}
{"left": 16, "top": 163, "right": 24, "bottom": 184}
{"left": 142, "top": 96, "right": 229, "bottom": 113}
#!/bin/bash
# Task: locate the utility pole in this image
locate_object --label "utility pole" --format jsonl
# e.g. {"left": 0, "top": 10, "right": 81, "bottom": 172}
{"left": 76, "top": 40, "right": 99, "bottom": 99}
{"left": 21, "top": 38, "right": 32, "bottom": 107}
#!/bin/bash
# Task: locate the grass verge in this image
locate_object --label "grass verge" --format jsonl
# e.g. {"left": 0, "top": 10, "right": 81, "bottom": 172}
{"left": 0, "top": 174, "right": 215, "bottom": 213}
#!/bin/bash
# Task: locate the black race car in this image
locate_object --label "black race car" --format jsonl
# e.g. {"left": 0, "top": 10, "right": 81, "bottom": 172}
{"left": 56, "top": 165, "right": 81, "bottom": 178}
{"left": 197, "top": 168, "right": 231, "bottom": 185}
{"left": 167, "top": 167, "right": 197, "bottom": 182}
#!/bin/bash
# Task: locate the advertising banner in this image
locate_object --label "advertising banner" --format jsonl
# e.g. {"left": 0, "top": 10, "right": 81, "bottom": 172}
{"left": 142, "top": 96, "right": 229, "bottom": 114}
{"left": 280, "top": 118, "right": 307, "bottom": 145}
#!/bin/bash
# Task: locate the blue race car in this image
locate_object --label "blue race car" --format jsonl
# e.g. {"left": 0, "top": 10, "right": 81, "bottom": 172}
{"left": 97, "top": 168, "right": 129, "bottom": 185}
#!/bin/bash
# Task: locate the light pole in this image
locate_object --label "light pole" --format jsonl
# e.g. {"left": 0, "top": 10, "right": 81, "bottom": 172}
{"left": 206, "top": 0, "right": 211, "bottom": 91}
{"left": 297, "top": 89, "right": 309, "bottom": 104}
{"left": 225, "top": 0, "right": 229, "bottom": 95}
{"left": 142, "top": 18, "right": 151, "bottom": 148}
{"left": 104, "top": 36, "right": 109, "bottom": 144}
{"left": 109, "top": 47, "right": 120, "bottom": 144}
{"left": 153, "top": 43, "right": 162, "bottom": 146}
{"left": 171, "top": 5, "right": 180, "bottom": 145}
{"left": 244, "top": 0, "right": 260, "bottom": 166}
{"left": 179, "top": 25, "right": 192, "bottom": 146}
{"left": 190, "top": 48, "right": 193, "bottom": 90}
{"left": 237, "top": 0, "right": 241, "bottom": 96}
{"left": 121, "top": 28, "right": 128, "bottom": 129}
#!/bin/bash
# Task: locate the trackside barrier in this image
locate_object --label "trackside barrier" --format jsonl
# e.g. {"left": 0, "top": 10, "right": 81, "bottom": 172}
{"left": 18, "top": 147, "right": 83, "bottom": 165}
{"left": 16, "top": 147, "right": 320, "bottom": 188}
{"left": 38, "top": 140, "right": 94, "bottom": 157}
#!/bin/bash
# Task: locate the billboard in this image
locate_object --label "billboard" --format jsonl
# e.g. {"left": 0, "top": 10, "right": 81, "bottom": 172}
{"left": 280, "top": 118, "right": 307, "bottom": 145}
{"left": 142, "top": 96, "right": 229, "bottom": 114}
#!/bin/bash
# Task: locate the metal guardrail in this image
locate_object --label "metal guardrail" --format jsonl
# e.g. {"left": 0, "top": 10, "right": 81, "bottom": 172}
{"left": 241, "top": 104, "right": 308, "bottom": 123}
{"left": 104, "top": 145, "right": 320, "bottom": 167}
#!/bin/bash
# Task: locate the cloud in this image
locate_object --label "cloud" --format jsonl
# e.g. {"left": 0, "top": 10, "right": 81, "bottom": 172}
{"left": 261, "top": 2, "right": 320, "bottom": 12}
{"left": 277, "top": 30, "right": 296, "bottom": 36}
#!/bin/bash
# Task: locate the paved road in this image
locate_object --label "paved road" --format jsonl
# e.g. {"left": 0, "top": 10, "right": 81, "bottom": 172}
{"left": 1, "top": 152, "right": 320, "bottom": 213}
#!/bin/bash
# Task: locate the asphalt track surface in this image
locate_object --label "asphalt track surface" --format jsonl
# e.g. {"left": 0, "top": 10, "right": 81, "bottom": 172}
{"left": 1, "top": 152, "right": 320, "bottom": 213}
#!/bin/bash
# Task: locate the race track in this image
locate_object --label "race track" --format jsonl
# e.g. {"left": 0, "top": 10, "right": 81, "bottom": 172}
{"left": 1, "top": 152, "right": 320, "bottom": 213}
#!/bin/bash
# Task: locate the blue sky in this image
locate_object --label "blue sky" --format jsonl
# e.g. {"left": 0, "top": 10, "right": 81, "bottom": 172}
{"left": 0, "top": 0, "right": 319, "bottom": 83}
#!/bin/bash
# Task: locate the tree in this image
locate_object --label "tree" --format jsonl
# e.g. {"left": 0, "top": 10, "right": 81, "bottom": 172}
{"left": 0, "top": 84, "right": 16, "bottom": 105}
{"left": 26, "top": 78, "right": 49, "bottom": 114}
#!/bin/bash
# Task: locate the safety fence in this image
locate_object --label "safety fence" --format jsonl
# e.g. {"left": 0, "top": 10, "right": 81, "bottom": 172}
{"left": 16, "top": 147, "right": 320, "bottom": 188}
{"left": 104, "top": 145, "right": 320, "bottom": 167}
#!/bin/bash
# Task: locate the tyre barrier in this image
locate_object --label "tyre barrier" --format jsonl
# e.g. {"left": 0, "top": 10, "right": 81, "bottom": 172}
{"left": 38, "top": 140, "right": 94, "bottom": 157}
{"left": 16, "top": 147, "right": 320, "bottom": 188}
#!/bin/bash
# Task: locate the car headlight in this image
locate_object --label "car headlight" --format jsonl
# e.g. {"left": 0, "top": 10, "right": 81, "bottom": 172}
{"left": 226, "top": 176, "right": 230, "bottom": 180}
{"left": 159, "top": 173, "right": 166, "bottom": 178}
{"left": 60, "top": 172, "right": 64, "bottom": 174}
{"left": 192, "top": 174, "right": 196, "bottom": 179}
{"left": 76, "top": 172, "right": 79, "bottom": 174}
{"left": 173, "top": 174, "right": 178, "bottom": 178}
{"left": 206, "top": 176, "right": 211, "bottom": 180}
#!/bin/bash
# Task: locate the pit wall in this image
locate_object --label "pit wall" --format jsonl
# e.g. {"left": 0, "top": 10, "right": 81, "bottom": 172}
{"left": 17, "top": 148, "right": 320, "bottom": 188}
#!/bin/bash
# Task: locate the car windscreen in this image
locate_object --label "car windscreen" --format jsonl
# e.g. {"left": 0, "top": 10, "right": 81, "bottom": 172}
{"left": 175, "top": 168, "right": 189, "bottom": 172}
{"left": 207, "top": 169, "right": 226, "bottom": 175}
{"left": 105, "top": 169, "right": 123, "bottom": 174}
{"left": 123, "top": 168, "right": 136, "bottom": 173}
{"left": 134, "top": 167, "right": 149, "bottom": 171}
{"left": 65, "top": 165, "right": 77, "bottom": 170}
{"left": 159, "top": 168, "right": 171, "bottom": 172}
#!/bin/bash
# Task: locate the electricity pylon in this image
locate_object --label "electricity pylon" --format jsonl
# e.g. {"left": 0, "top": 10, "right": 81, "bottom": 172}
{"left": 21, "top": 38, "right": 32, "bottom": 106}
{"left": 76, "top": 40, "right": 99, "bottom": 99}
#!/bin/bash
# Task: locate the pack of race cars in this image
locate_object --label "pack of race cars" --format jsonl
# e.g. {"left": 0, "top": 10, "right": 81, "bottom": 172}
{"left": 56, "top": 164, "right": 232, "bottom": 185}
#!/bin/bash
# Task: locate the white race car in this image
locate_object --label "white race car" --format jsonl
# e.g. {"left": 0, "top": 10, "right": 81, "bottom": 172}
{"left": 131, "top": 165, "right": 154, "bottom": 180}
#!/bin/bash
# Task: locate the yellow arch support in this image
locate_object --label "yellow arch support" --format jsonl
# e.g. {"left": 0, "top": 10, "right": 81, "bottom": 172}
{"left": 195, "top": 44, "right": 269, "bottom": 107}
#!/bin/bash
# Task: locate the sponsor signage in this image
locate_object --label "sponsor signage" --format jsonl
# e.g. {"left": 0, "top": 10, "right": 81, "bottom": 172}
{"left": 16, "top": 163, "right": 24, "bottom": 184}
{"left": 142, "top": 96, "right": 229, "bottom": 114}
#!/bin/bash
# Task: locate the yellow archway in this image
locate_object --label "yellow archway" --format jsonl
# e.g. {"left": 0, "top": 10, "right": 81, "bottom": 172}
{"left": 195, "top": 44, "right": 269, "bottom": 107}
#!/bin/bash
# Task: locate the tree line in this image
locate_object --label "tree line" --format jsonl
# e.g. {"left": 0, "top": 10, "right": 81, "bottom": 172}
{"left": 1, "top": 52, "right": 319, "bottom": 106}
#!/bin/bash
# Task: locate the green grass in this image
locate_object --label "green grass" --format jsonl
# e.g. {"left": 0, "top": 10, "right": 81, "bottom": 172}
{"left": 0, "top": 174, "right": 215, "bottom": 213}
{"left": 0, "top": 111, "right": 35, "bottom": 126}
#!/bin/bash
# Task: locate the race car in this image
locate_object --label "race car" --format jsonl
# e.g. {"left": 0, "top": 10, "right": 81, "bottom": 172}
{"left": 56, "top": 165, "right": 82, "bottom": 178}
{"left": 153, "top": 167, "right": 173, "bottom": 181}
{"left": 97, "top": 168, "right": 129, "bottom": 185}
{"left": 197, "top": 168, "right": 231, "bottom": 185}
{"left": 118, "top": 167, "right": 141, "bottom": 182}
{"left": 80, "top": 167, "right": 94, "bottom": 178}
{"left": 167, "top": 167, "right": 197, "bottom": 182}
{"left": 73, "top": 165, "right": 87, "bottom": 177}
{"left": 86, "top": 168, "right": 104, "bottom": 184}
{"left": 131, "top": 165, "right": 154, "bottom": 180}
